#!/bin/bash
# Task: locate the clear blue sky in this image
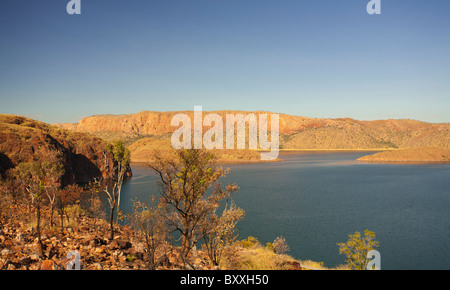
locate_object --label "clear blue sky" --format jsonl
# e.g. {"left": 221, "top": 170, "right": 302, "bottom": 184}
{"left": 1, "top": 0, "right": 449, "bottom": 124}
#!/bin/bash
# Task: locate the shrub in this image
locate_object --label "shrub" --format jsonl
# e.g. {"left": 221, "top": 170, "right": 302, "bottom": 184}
{"left": 337, "top": 229, "right": 380, "bottom": 270}
{"left": 240, "top": 236, "right": 260, "bottom": 248}
{"left": 273, "top": 236, "right": 290, "bottom": 255}
{"left": 265, "top": 242, "right": 274, "bottom": 252}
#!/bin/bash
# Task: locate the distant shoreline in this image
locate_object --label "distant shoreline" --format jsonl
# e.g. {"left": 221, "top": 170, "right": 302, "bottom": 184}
{"left": 128, "top": 148, "right": 450, "bottom": 166}
{"left": 131, "top": 158, "right": 282, "bottom": 166}
{"left": 130, "top": 149, "right": 388, "bottom": 166}
{"left": 274, "top": 148, "right": 392, "bottom": 152}
{"left": 357, "top": 160, "right": 450, "bottom": 164}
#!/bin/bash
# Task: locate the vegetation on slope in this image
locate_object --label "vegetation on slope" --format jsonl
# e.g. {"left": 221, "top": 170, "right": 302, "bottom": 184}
{"left": 0, "top": 114, "right": 128, "bottom": 185}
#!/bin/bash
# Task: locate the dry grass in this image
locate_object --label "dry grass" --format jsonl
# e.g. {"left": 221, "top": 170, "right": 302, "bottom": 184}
{"left": 220, "top": 239, "right": 348, "bottom": 270}
{"left": 299, "top": 259, "right": 349, "bottom": 270}
{"left": 222, "top": 246, "right": 296, "bottom": 270}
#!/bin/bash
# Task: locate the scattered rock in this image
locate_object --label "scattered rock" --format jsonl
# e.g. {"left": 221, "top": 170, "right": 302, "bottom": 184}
{"left": 1, "top": 212, "right": 296, "bottom": 271}
{"left": 87, "top": 263, "right": 102, "bottom": 270}
{"left": 30, "top": 253, "right": 41, "bottom": 261}
{"left": 20, "top": 256, "right": 32, "bottom": 265}
{"left": 40, "top": 260, "right": 55, "bottom": 270}
{"left": 1, "top": 249, "right": 11, "bottom": 256}
{"left": 0, "top": 258, "right": 8, "bottom": 269}
{"left": 26, "top": 227, "right": 35, "bottom": 234}
{"left": 282, "top": 261, "right": 303, "bottom": 270}
{"left": 15, "top": 233, "right": 24, "bottom": 242}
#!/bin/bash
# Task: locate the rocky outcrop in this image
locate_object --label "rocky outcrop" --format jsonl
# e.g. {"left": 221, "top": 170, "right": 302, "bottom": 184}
{"left": 0, "top": 114, "right": 130, "bottom": 185}
{"left": 0, "top": 215, "right": 148, "bottom": 270}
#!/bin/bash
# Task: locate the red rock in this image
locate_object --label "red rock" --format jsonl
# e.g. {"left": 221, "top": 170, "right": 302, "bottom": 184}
{"left": 40, "top": 260, "right": 55, "bottom": 270}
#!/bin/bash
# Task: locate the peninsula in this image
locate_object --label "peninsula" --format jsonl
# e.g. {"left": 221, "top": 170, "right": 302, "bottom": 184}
{"left": 357, "top": 147, "right": 450, "bottom": 163}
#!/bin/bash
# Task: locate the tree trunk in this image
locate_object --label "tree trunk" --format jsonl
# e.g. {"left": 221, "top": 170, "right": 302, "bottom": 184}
{"left": 115, "top": 185, "right": 122, "bottom": 224}
{"left": 115, "top": 161, "right": 124, "bottom": 225}
{"left": 50, "top": 205, "right": 54, "bottom": 227}
{"left": 36, "top": 202, "right": 44, "bottom": 257}
{"left": 110, "top": 206, "right": 115, "bottom": 240}
{"left": 60, "top": 211, "right": 64, "bottom": 231}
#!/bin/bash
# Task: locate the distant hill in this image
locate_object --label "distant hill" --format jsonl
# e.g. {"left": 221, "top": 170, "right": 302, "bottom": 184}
{"left": 53, "top": 111, "right": 450, "bottom": 163}
{"left": 0, "top": 114, "right": 130, "bottom": 185}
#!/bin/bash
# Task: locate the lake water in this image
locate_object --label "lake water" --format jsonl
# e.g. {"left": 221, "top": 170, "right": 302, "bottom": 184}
{"left": 118, "top": 151, "right": 450, "bottom": 270}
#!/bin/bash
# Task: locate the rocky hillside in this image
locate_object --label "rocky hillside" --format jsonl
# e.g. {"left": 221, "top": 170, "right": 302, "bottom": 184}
{"left": 0, "top": 202, "right": 308, "bottom": 270}
{"left": 0, "top": 114, "right": 129, "bottom": 185}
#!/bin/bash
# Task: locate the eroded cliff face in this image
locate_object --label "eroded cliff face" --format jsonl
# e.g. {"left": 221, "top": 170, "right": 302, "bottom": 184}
{"left": 0, "top": 114, "right": 130, "bottom": 185}
{"left": 57, "top": 111, "right": 318, "bottom": 137}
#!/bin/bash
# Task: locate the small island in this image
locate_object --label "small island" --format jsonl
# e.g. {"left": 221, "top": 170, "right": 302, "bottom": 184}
{"left": 357, "top": 147, "right": 450, "bottom": 163}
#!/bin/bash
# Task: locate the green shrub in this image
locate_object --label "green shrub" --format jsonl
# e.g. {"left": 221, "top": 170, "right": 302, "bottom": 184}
{"left": 265, "top": 242, "right": 274, "bottom": 252}
{"left": 240, "top": 236, "right": 260, "bottom": 248}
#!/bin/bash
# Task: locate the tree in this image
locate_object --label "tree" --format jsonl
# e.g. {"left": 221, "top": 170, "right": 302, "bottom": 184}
{"left": 14, "top": 148, "right": 64, "bottom": 255}
{"left": 104, "top": 140, "right": 130, "bottom": 240}
{"left": 56, "top": 184, "right": 82, "bottom": 231}
{"left": 148, "top": 148, "right": 240, "bottom": 268}
{"left": 273, "top": 236, "right": 290, "bottom": 255}
{"left": 0, "top": 170, "right": 24, "bottom": 225}
{"left": 46, "top": 187, "right": 57, "bottom": 227}
{"left": 337, "top": 229, "right": 380, "bottom": 270}
{"left": 202, "top": 200, "right": 244, "bottom": 267}
{"left": 129, "top": 197, "right": 168, "bottom": 270}
{"left": 85, "top": 183, "right": 105, "bottom": 230}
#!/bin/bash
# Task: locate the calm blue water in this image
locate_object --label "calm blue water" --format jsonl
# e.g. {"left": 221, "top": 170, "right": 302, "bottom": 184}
{"left": 118, "top": 151, "right": 450, "bottom": 270}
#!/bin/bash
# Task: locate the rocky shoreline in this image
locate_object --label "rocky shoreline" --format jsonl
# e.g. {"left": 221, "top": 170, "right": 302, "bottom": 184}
{"left": 0, "top": 212, "right": 216, "bottom": 270}
{"left": 0, "top": 208, "right": 310, "bottom": 270}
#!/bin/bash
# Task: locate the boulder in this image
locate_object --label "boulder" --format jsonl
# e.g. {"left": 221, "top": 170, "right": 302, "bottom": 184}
{"left": 1, "top": 249, "right": 11, "bottom": 256}
{"left": 86, "top": 263, "right": 102, "bottom": 270}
